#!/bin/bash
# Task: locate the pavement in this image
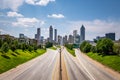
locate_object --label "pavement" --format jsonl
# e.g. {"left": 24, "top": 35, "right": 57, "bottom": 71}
{"left": 0, "top": 48, "right": 120, "bottom": 80}
{"left": 0, "top": 49, "right": 59, "bottom": 80}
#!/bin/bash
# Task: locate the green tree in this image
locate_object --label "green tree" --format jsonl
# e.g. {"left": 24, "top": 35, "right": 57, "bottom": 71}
{"left": 113, "top": 43, "right": 120, "bottom": 55}
{"left": 83, "top": 43, "right": 92, "bottom": 53}
{"left": 28, "top": 45, "right": 34, "bottom": 52}
{"left": 80, "top": 41, "right": 92, "bottom": 53}
{"left": 80, "top": 41, "right": 88, "bottom": 52}
{"left": 45, "top": 42, "right": 53, "bottom": 48}
{"left": 0, "top": 39, "right": 2, "bottom": 48}
{"left": 1, "top": 42, "right": 9, "bottom": 53}
{"left": 90, "top": 46, "right": 97, "bottom": 53}
{"left": 96, "top": 38, "right": 114, "bottom": 55}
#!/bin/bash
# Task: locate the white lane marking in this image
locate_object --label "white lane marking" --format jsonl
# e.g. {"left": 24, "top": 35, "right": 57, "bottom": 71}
{"left": 76, "top": 50, "right": 96, "bottom": 80}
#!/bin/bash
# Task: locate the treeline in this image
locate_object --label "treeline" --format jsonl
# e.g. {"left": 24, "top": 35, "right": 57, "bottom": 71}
{"left": 0, "top": 36, "right": 43, "bottom": 53}
{"left": 80, "top": 38, "right": 120, "bottom": 56}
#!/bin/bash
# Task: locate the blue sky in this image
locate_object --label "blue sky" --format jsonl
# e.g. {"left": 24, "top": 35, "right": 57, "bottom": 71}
{"left": 0, "top": 0, "right": 120, "bottom": 40}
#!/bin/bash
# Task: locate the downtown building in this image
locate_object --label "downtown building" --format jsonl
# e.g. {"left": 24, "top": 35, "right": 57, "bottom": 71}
{"left": 105, "top": 33, "right": 115, "bottom": 41}
{"left": 34, "top": 28, "right": 41, "bottom": 45}
{"left": 80, "top": 25, "right": 85, "bottom": 43}
{"left": 54, "top": 29, "right": 57, "bottom": 43}
{"left": 49, "top": 25, "right": 53, "bottom": 43}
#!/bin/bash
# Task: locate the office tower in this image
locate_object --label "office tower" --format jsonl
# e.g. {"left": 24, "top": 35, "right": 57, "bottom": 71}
{"left": 63, "top": 35, "right": 68, "bottom": 44}
{"left": 49, "top": 25, "right": 53, "bottom": 42}
{"left": 73, "top": 30, "right": 77, "bottom": 43}
{"left": 80, "top": 25, "right": 85, "bottom": 43}
{"left": 54, "top": 29, "right": 57, "bottom": 42}
{"left": 68, "top": 35, "right": 74, "bottom": 44}
{"left": 19, "top": 33, "right": 24, "bottom": 38}
{"left": 35, "top": 34, "right": 37, "bottom": 40}
{"left": 58, "top": 35, "right": 62, "bottom": 45}
{"left": 105, "top": 33, "right": 115, "bottom": 40}
{"left": 37, "top": 28, "right": 41, "bottom": 44}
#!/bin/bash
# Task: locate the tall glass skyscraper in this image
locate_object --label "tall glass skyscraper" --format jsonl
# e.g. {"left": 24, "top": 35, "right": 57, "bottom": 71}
{"left": 49, "top": 25, "right": 53, "bottom": 42}
{"left": 37, "top": 28, "right": 41, "bottom": 44}
{"left": 80, "top": 25, "right": 85, "bottom": 43}
{"left": 54, "top": 29, "right": 57, "bottom": 42}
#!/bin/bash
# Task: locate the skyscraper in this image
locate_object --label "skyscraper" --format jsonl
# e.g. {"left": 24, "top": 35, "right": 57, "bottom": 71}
{"left": 37, "top": 28, "right": 41, "bottom": 44}
{"left": 49, "top": 25, "right": 53, "bottom": 42}
{"left": 73, "top": 30, "right": 77, "bottom": 43}
{"left": 54, "top": 29, "right": 57, "bottom": 42}
{"left": 105, "top": 33, "right": 115, "bottom": 40}
{"left": 80, "top": 25, "right": 85, "bottom": 43}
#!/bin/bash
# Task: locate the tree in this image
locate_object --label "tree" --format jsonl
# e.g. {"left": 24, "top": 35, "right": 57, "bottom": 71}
{"left": 80, "top": 41, "right": 92, "bottom": 53}
{"left": 113, "top": 43, "right": 120, "bottom": 55}
{"left": 96, "top": 38, "right": 113, "bottom": 55}
{"left": 45, "top": 42, "right": 53, "bottom": 48}
{"left": 28, "top": 45, "right": 34, "bottom": 52}
{"left": 65, "top": 44, "right": 73, "bottom": 50}
{"left": 83, "top": 43, "right": 92, "bottom": 53}
{"left": 90, "top": 46, "right": 97, "bottom": 53}
{"left": 0, "top": 39, "right": 2, "bottom": 47}
{"left": 1, "top": 42, "right": 9, "bottom": 53}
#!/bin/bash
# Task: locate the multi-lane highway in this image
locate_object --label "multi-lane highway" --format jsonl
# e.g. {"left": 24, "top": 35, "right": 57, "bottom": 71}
{"left": 0, "top": 49, "right": 59, "bottom": 80}
{"left": 63, "top": 48, "right": 120, "bottom": 80}
{"left": 0, "top": 48, "right": 120, "bottom": 80}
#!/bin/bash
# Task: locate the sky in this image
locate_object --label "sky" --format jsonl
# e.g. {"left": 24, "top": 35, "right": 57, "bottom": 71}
{"left": 0, "top": 0, "right": 120, "bottom": 40}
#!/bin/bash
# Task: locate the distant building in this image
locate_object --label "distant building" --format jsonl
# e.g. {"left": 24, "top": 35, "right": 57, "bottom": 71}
{"left": 37, "top": 28, "right": 41, "bottom": 45}
{"left": 40, "top": 36, "right": 44, "bottom": 44}
{"left": 35, "top": 34, "right": 37, "bottom": 40}
{"left": 0, "top": 34, "right": 15, "bottom": 41}
{"left": 75, "top": 34, "right": 80, "bottom": 44}
{"left": 49, "top": 25, "right": 53, "bottom": 42}
{"left": 58, "top": 35, "right": 62, "bottom": 45}
{"left": 63, "top": 35, "right": 68, "bottom": 45}
{"left": 105, "top": 33, "right": 115, "bottom": 40}
{"left": 80, "top": 25, "right": 85, "bottom": 43}
{"left": 73, "top": 30, "right": 77, "bottom": 44}
{"left": 68, "top": 35, "right": 74, "bottom": 44}
{"left": 54, "top": 29, "right": 57, "bottom": 42}
{"left": 19, "top": 33, "right": 24, "bottom": 38}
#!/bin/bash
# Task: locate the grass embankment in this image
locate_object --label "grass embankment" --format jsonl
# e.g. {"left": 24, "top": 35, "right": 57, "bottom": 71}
{"left": 87, "top": 52, "right": 120, "bottom": 72}
{"left": 66, "top": 48, "right": 76, "bottom": 57}
{"left": 0, "top": 49, "right": 46, "bottom": 74}
{"left": 49, "top": 46, "right": 57, "bottom": 50}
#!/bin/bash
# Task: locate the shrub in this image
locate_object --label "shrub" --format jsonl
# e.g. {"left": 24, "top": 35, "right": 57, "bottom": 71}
{"left": 1, "top": 42, "right": 9, "bottom": 53}
{"left": 45, "top": 42, "right": 53, "bottom": 48}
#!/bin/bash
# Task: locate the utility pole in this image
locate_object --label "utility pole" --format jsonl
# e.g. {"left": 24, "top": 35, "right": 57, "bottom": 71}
{"left": 59, "top": 48, "right": 62, "bottom": 80}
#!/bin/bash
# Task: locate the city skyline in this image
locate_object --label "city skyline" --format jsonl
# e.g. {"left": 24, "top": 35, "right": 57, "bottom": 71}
{"left": 0, "top": 0, "right": 120, "bottom": 40}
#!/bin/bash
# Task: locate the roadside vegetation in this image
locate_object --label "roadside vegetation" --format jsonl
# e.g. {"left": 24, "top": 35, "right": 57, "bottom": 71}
{"left": 80, "top": 38, "right": 120, "bottom": 72}
{"left": 65, "top": 44, "right": 76, "bottom": 57}
{"left": 49, "top": 46, "right": 57, "bottom": 50}
{"left": 0, "top": 35, "right": 46, "bottom": 74}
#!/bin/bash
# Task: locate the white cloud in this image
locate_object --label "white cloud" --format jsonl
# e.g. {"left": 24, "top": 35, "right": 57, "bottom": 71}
{"left": 7, "top": 11, "right": 23, "bottom": 17}
{"left": 25, "top": 0, "right": 55, "bottom": 6}
{"left": 66, "top": 19, "right": 120, "bottom": 40}
{"left": 12, "top": 17, "right": 44, "bottom": 27}
{"left": 0, "top": 0, "right": 24, "bottom": 11}
{"left": 47, "top": 14, "right": 65, "bottom": 19}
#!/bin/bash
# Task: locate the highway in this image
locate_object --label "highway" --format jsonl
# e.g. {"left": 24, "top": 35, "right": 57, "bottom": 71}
{"left": 63, "top": 48, "right": 119, "bottom": 80}
{"left": 0, "top": 48, "right": 120, "bottom": 80}
{"left": 0, "top": 49, "right": 59, "bottom": 80}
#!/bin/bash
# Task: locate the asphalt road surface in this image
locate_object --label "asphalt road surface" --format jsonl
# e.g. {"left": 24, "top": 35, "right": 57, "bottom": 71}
{"left": 0, "top": 48, "right": 120, "bottom": 80}
{"left": 0, "top": 49, "right": 59, "bottom": 80}
{"left": 63, "top": 48, "right": 119, "bottom": 80}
